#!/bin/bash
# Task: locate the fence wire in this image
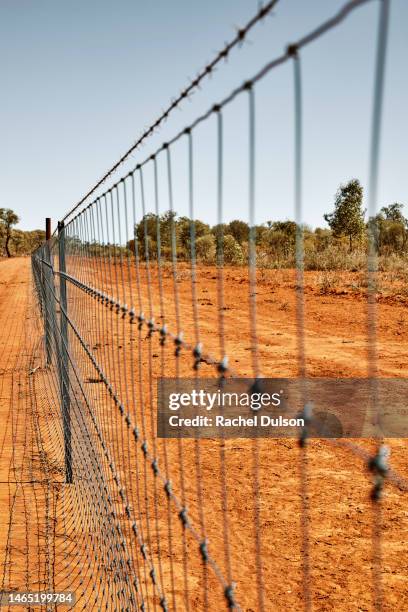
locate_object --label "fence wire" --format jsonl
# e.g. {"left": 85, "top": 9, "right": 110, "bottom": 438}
{"left": 29, "top": 0, "right": 408, "bottom": 609}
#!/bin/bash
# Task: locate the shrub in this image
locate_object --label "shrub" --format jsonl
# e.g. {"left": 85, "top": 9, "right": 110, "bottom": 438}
{"left": 304, "top": 245, "right": 366, "bottom": 271}
{"left": 219, "top": 234, "right": 244, "bottom": 265}
{"left": 195, "top": 234, "right": 216, "bottom": 264}
{"left": 227, "top": 220, "right": 249, "bottom": 245}
{"left": 317, "top": 271, "right": 341, "bottom": 294}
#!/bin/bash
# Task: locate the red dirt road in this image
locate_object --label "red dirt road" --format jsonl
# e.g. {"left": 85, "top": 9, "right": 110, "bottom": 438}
{"left": 0, "top": 257, "right": 60, "bottom": 602}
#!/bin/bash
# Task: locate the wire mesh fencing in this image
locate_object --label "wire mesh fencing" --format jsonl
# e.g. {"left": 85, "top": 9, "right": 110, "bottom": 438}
{"left": 30, "top": 0, "right": 408, "bottom": 609}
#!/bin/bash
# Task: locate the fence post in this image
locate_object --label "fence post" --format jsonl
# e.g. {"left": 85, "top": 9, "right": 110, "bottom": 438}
{"left": 44, "top": 218, "right": 53, "bottom": 365}
{"left": 58, "top": 221, "right": 73, "bottom": 484}
{"left": 46, "top": 218, "right": 51, "bottom": 240}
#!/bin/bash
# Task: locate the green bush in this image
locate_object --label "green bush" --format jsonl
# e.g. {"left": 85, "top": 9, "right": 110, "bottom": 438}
{"left": 220, "top": 234, "right": 244, "bottom": 265}
{"left": 195, "top": 234, "right": 216, "bottom": 264}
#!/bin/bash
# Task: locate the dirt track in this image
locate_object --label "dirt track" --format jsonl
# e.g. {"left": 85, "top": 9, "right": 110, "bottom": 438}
{"left": 0, "top": 257, "right": 61, "bottom": 602}
{"left": 0, "top": 257, "right": 407, "bottom": 611}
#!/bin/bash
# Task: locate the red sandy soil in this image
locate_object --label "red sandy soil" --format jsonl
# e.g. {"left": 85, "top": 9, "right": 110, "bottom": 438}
{"left": 0, "top": 257, "right": 62, "bottom": 606}
{"left": 0, "top": 256, "right": 407, "bottom": 611}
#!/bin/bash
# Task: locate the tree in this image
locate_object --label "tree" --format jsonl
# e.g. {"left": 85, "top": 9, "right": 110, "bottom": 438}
{"left": 324, "top": 179, "right": 365, "bottom": 251}
{"left": 262, "top": 220, "right": 297, "bottom": 259}
{"left": 27, "top": 230, "right": 46, "bottom": 252}
{"left": 372, "top": 202, "right": 408, "bottom": 254}
{"left": 0, "top": 208, "right": 20, "bottom": 257}
{"left": 159, "top": 210, "right": 178, "bottom": 250}
{"left": 217, "top": 234, "right": 244, "bottom": 265}
{"left": 134, "top": 213, "right": 160, "bottom": 259}
{"left": 195, "top": 234, "right": 216, "bottom": 263}
{"left": 379, "top": 202, "right": 407, "bottom": 227}
{"left": 269, "top": 220, "right": 297, "bottom": 237}
{"left": 178, "top": 217, "right": 210, "bottom": 254}
{"left": 314, "top": 227, "right": 331, "bottom": 251}
{"left": 379, "top": 221, "right": 407, "bottom": 253}
{"left": 227, "top": 220, "right": 249, "bottom": 245}
{"left": 136, "top": 213, "right": 158, "bottom": 245}
{"left": 255, "top": 224, "right": 268, "bottom": 246}
{"left": 211, "top": 223, "right": 227, "bottom": 239}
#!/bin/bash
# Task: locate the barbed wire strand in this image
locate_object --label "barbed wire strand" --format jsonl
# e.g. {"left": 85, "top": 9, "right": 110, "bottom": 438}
{"left": 66, "top": 0, "right": 377, "bottom": 240}
{"left": 58, "top": 0, "right": 281, "bottom": 228}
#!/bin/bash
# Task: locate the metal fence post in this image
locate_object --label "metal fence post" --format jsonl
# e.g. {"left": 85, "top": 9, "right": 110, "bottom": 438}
{"left": 58, "top": 221, "right": 73, "bottom": 484}
{"left": 44, "top": 218, "right": 53, "bottom": 365}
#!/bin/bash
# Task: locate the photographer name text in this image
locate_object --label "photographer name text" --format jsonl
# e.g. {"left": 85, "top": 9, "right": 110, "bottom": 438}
{"left": 168, "top": 415, "right": 304, "bottom": 428}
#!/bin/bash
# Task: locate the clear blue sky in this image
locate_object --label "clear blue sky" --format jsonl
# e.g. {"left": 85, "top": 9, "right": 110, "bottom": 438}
{"left": 1, "top": 0, "right": 407, "bottom": 232}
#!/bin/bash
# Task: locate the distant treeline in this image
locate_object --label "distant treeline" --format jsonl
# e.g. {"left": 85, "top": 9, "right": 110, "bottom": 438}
{"left": 120, "top": 179, "right": 408, "bottom": 272}
{"left": 123, "top": 209, "right": 408, "bottom": 272}
{"left": 0, "top": 227, "right": 46, "bottom": 257}
{"left": 72, "top": 210, "right": 408, "bottom": 274}
{"left": 0, "top": 207, "right": 45, "bottom": 257}
{"left": 3, "top": 180, "right": 408, "bottom": 273}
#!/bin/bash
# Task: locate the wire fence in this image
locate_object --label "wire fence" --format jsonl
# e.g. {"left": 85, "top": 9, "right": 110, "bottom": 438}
{"left": 30, "top": 0, "right": 408, "bottom": 609}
